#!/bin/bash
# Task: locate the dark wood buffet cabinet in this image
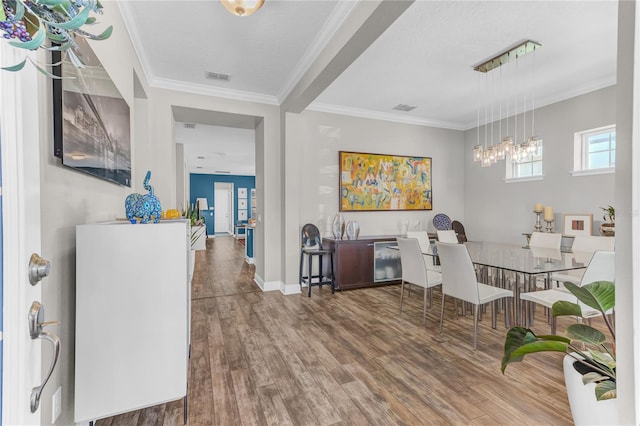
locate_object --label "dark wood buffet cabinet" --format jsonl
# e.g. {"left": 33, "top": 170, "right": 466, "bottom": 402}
{"left": 322, "top": 236, "right": 402, "bottom": 290}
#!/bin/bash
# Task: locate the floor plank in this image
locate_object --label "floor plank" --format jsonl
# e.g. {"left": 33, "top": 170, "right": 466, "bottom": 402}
{"left": 96, "top": 235, "right": 579, "bottom": 425}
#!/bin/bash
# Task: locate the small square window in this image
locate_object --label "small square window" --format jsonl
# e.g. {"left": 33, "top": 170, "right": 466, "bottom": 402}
{"left": 573, "top": 125, "right": 616, "bottom": 173}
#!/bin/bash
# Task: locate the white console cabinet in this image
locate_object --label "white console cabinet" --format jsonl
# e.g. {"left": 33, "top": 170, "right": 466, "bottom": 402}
{"left": 75, "top": 220, "right": 190, "bottom": 423}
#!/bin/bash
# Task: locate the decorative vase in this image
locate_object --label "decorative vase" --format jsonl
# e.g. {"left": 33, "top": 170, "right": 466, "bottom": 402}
{"left": 599, "top": 222, "right": 615, "bottom": 237}
{"left": 345, "top": 221, "right": 360, "bottom": 240}
{"left": 563, "top": 354, "right": 617, "bottom": 426}
{"left": 332, "top": 213, "right": 345, "bottom": 239}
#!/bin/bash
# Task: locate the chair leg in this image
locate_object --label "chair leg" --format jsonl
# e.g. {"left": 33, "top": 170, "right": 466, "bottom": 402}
{"left": 307, "top": 253, "right": 312, "bottom": 297}
{"left": 473, "top": 304, "right": 479, "bottom": 351}
{"left": 423, "top": 287, "right": 427, "bottom": 325}
{"left": 318, "top": 255, "right": 324, "bottom": 289}
{"left": 400, "top": 281, "right": 405, "bottom": 312}
{"left": 299, "top": 251, "right": 304, "bottom": 285}
{"left": 551, "top": 316, "right": 557, "bottom": 335}
{"left": 440, "top": 293, "right": 446, "bottom": 334}
{"left": 454, "top": 299, "right": 459, "bottom": 320}
{"left": 492, "top": 301, "right": 497, "bottom": 329}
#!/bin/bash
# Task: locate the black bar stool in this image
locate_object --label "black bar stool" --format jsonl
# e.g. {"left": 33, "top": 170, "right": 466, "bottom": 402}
{"left": 299, "top": 223, "right": 335, "bottom": 297}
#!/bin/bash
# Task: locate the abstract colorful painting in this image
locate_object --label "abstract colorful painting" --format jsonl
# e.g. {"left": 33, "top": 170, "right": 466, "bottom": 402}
{"left": 339, "top": 151, "right": 432, "bottom": 211}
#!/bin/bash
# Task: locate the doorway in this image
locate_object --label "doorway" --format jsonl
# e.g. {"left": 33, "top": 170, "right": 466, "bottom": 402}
{"left": 214, "top": 182, "right": 233, "bottom": 235}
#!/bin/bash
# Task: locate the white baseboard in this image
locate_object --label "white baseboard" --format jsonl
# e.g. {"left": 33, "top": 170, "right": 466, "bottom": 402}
{"left": 253, "top": 275, "right": 300, "bottom": 295}
{"left": 281, "top": 282, "right": 302, "bottom": 295}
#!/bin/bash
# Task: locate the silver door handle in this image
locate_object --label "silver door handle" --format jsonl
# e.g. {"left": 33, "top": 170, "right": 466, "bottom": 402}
{"left": 28, "top": 301, "right": 61, "bottom": 413}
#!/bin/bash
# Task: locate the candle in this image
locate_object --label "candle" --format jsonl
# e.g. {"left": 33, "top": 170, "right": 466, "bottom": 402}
{"left": 544, "top": 206, "right": 554, "bottom": 221}
{"left": 534, "top": 203, "right": 543, "bottom": 212}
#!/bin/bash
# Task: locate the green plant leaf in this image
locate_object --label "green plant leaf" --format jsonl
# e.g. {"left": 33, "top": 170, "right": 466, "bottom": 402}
{"left": 47, "top": 5, "right": 92, "bottom": 30}
{"left": 1, "top": 58, "right": 28, "bottom": 72}
{"left": 9, "top": 23, "right": 46, "bottom": 50}
{"left": 582, "top": 372, "right": 608, "bottom": 385}
{"left": 565, "top": 281, "right": 615, "bottom": 313}
{"left": 595, "top": 380, "right": 617, "bottom": 400}
{"left": 566, "top": 323, "right": 606, "bottom": 345}
{"left": 501, "top": 327, "right": 569, "bottom": 373}
{"left": 14, "top": 0, "right": 25, "bottom": 20}
{"left": 552, "top": 300, "right": 582, "bottom": 317}
{"left": 85, "top": 17, "right": 96, "bottom": 24}
{"left": 0, "top": 6, "right": 6, "bottom": 21}
{"left": 28, "top": 57, "right": 63, "bottom": 79}
{"left": 82, "top": 25, "right": 112, "bottom": 40}
{"left": 35, "top": 0, "right": 65, "bottom": 5}
{"left": 588, "top": 349, "right": 616, "bottom": 370}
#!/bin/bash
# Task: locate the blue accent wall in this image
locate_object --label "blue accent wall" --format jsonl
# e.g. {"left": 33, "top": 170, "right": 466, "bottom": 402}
{"left": 190, "top": 174, "right": 255, "bottom": 236}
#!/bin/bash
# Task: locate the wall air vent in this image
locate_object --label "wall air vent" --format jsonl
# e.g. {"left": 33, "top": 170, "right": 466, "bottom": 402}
{"left": 197, "top": 156, "right": 205, "bottom": 159}
{"left": 184, "top": 123, "right": 196, "bottom": 129}
{"left": 205, "top": 71, "right": 231, "bottom": 82}
{"left": 392, "top": 104, "right": 417, "bottom": 112}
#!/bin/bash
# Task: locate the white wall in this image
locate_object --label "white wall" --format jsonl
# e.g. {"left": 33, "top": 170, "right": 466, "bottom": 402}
{"left": 38, "top": 2, "right": 146, "bottom": 424}
{"left": 284, "top": 109, "right": 465, "bottom": 285}
{"left": 463, "top": 86, "right": 616, "bottom": 245}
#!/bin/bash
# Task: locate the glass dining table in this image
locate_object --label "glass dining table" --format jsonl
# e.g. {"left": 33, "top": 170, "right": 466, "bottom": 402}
{"left": 429, "top": 241, "right": 589, "bottom": 326}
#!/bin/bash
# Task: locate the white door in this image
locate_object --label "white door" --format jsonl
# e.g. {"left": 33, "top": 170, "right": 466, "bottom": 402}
{"left": 214, "top": 184, "right": 232, "bottom": 234}
{"left": 1, "top": 45, "right": 45, "bottom": 424}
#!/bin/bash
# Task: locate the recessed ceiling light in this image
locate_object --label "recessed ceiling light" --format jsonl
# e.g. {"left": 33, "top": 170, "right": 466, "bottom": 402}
{"left": 392, "top": 104, "right": 417, "bottom": 112}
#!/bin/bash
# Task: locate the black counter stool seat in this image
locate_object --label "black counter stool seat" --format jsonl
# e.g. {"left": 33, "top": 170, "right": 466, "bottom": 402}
{"left": 299, "top": 223, "right": 335, "bottom": 297}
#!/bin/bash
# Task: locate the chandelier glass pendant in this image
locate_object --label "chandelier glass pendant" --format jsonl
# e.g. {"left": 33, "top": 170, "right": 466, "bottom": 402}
{"left": 472, "top": 40, "right": 541, "bottom": 167}
{"left": 220, "top": 0, "right": 265, "bottom": 16}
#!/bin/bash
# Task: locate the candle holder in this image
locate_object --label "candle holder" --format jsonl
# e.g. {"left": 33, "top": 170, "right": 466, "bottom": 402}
{"left": 545, "top": 219, "right": 554, "bottom": 233}
{"left": 533, "top": 210, "right": 543, "bottom": 232}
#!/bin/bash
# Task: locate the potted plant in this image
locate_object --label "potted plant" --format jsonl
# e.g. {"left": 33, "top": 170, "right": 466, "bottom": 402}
{"left": 501, "top": 281, "right": 616, "bottom": 425}
{"left": 599, "top": 205, "right": 615, "bottom": 236}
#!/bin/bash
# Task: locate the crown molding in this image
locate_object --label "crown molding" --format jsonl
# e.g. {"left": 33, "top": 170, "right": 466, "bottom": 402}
{"left": 152, "top": 77, "right": 279, "bottom": 105}
{"left": 117, "top": 1, "right": 157, "bottom": 85}
{"left": 277, "top": 0, "right": 360, "bottom": 102}
{"left": 307, "top": 102, "right": 468, "bottom": 131}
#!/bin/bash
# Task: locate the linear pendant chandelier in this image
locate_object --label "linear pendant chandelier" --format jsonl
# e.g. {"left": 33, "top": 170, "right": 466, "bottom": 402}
{"left": 472, "top": 40, "right": 542, "bottom": 168}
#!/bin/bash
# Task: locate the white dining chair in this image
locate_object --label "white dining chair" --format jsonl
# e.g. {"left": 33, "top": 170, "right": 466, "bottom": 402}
{"left": 436, "top": 242, "right": 513, "bottom": 350}
{"left": 397, "top": 237, "right": 442, "bottom": 324}
{"left": 529, "top": 231, "right": 562, "bottom": 250}
{"left": 550, "top": 235, "right": 615, "bottom": 288}
{"left": 406, "top": 231, "right": 440, "bottom": 272}
{"left": 528, "top": 231, "right": 563, "bottom": 289}
{"left": 437, "top": 230, "right": 459, "bottom": 244}
{"left": 520, "top": 250, "right": 615, "bottom": 334}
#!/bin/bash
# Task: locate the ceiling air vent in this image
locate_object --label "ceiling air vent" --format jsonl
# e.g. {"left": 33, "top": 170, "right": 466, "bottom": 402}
{"left": 392, "top": 104, "right": 417, "bottom": 112}
{"left": 215, "top": 170, "right": 231, "bottom": 174}
{"left": 205, "top": 71, "right": 231, "bottom": 82}
{"left": 184, "top": 123, "right": 196, "bottom": 129}
{"left": 197, "top": 156, "right": 205, "bottom": 159}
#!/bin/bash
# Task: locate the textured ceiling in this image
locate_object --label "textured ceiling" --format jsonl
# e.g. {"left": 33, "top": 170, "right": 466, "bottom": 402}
{"left": 121, "top": 1, "right": 619, "bottom": 174}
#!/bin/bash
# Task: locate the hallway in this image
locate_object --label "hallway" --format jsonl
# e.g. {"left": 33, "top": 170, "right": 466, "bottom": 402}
{"left": 97, "top": 236, "right": 573, "bottom": 425}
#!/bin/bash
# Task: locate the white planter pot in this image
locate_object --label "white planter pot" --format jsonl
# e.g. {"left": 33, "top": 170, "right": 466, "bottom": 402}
{"left": 563, "top": 354, "right": 617, "bottom": 425}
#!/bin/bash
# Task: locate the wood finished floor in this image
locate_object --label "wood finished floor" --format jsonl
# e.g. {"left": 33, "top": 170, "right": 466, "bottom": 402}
{"left": 96, "top": 236, "right": 578, "bottom": 426}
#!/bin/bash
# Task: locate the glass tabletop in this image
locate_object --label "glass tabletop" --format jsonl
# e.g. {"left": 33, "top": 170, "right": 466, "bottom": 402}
{"left": 459, "top": 241, "right": 587, "bottom": 275}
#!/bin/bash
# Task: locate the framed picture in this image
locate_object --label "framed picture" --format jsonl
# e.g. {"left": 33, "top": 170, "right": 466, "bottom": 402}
{"left": 238, "top": 209, "right": 248, "bottom": 220}
{"left": 238, "top": 188, "right": 247, "bottom": 198}
{"left": 52, "top": 38, "right": 131, "bottom": 187}
{"left": 238, "top": 199, "right": 247, "bottom": 209}
{"left": 563, "top": 214, "right": 593, "bottom": 236}
{"left": 339, "top": 151, "right": 432, "bottom": 211}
